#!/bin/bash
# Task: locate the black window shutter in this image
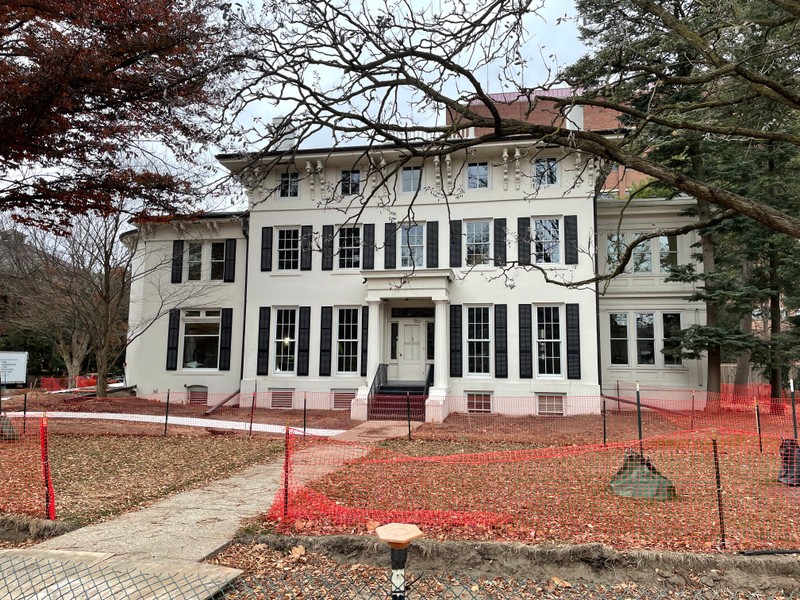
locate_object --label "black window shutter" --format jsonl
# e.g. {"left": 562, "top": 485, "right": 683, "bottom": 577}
{"left": 363, "top": 223, "right": 375, "bottom": 270}
{"left": 449, "top": 220, "right": 462, "bottom": 268}
{"left": 519, "top": 304, "right": 533, "bottom": 379}
{"left": 361, "top": 305, "right": 369, "bottom": 377}
{"left": 566, "top": 303, "right": 582, "bottom": 379}
{"left": 518, "top": 217, "right": 531, "bottom": 266}
{"left": 565, "top": 215, "right": 578, "bottom": 265}
{"left": 384, "top": 223, "right": 396, "bottom": 269}
{"left": 223, "top": 239, "right": 236, "bottom": 282}
{"left": 494, "top": 218, "right": 506, "bottom": 267}
{"left": 426, "top": 221, "right": 439, "bottom": 268}
{"left": 450, "top": 304, "right": 462, "bottom": 377}
{"left": 322, "top": 225, "right": 334, "bottom": 271}
{"left": 261, "top": 227, "right": 273, "bottom": 272}
{"left": 301, "top": 225, "right": 313, "bottom": 271}
{"left": 297, "top": 306, "right": 311, "bottom": 376}
{"left": 171, "top": 241, "right": 184, "bottom": 283}
{"left": 166, "top": 309, "right": 180, "bottom": 370}
{"left": 256, "top": 307, "right": 271, "bottom": 376}
{"left": 319, "top": 306, "right": 333, "bottom": 376}
{"left": 218, "top": 308, "right": 233, "bottom": 370}
{"left": 494, "top": 304, "right": 508, "bottom": 378}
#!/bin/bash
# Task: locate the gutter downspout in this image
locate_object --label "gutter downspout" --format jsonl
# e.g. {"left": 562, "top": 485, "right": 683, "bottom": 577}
{"left": 239, "top": 215, "right": 250, "bottom": 383}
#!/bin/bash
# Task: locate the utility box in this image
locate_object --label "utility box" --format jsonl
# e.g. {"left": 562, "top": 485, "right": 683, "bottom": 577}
{"left": 0, "top": 351, "right": 28, "bottom": 387}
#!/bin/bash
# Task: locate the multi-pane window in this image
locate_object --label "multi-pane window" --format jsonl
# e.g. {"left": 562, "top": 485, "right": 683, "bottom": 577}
{"left": 467, "top": 162, "right": 489, "bottom": 189}
{"left": 467, "top": 306, "right": 491, "bottom": 375}
{"left": 401, "top": 166, "right": 421, "bottom": 193}
{"left": 187, "top": 242, "right": 202, "bottom": 281}
{"left": 338, "top": 227, "right": 361, "bottom": 269}
{"left": 280, "top": 172, "right": 299, "bottom": 197}
{"left": 277, "top": 229, "right": 300, "bottom": 271}
{"left": 534, "top": 157, "right": 558, "bottom": 187}
{"left": 533, "top": 218, "right": 561, "bottom": 264}
{"left": 659, "top": 236, "right": 678, "bottom": 272}
{"left": 465, "top": 220, "right": 491, "bottom": 266}
{"left": 609, "top": 313, "right": 629, "bottom": 365}
{"left": 274, "top": 309, "right": 297, "bottom": 374}
{"left": 662, "top": 313, "right": 682, "bottom": 365}
{"left": 182, "top": 309, "right": 220, "bottom": 369}
{"left": 536, "top": 306, "right": 562, "bottom": 376}
{"left": 632, "top": 233, "right": 652, "bottom": 273}
{"left": 401, "top": 224, "right": 424, "bottom": 268}
{"left": 608, "top": 311, "right": 682, "bottom": 367}
{"left": 210, "top": 242, "right": 225, "bottom": 280}
{"left": 636, "top": 312, "right": 655, "bottom": 365}
{"left": 607, "top": 233, "right": 679, "bottom": 274}
{"left": 467, "top": 392, "right": 492, "bottom": 413}
{"left": 538, "top": 394, "right": 565, "bottom": 416}
{"left": 336, "top": 308, "right": 359, "bottom": 373}
{"left": 340, "top": 170, "right": 361, "bottom": 195}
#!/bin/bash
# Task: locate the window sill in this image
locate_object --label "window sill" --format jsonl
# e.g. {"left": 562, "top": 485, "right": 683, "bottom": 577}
{"left": 176, "top": 370, "right": 226, "bottom": 375}
{"left": 271, "top": 271, "right": 303, "bottom": 277}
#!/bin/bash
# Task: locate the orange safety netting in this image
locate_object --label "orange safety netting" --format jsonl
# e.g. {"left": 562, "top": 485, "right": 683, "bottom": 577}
{"left": 0, "top": 416, "right": 55, "bottom": 519}
{"left": 270, "top": 396, "right": 800, "bottom": 553}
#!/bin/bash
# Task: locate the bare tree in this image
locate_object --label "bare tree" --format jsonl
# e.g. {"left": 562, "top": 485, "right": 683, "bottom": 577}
{"left": 218, "top": 0, "right": 800, "bottom": 243}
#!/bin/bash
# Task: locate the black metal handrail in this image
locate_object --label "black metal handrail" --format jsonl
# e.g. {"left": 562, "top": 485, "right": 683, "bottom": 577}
{"left": 423, "top": 364, "right": 434, "bottom": 396}
{"left": 369, "top": 363, "right": 388, "bottom": 400}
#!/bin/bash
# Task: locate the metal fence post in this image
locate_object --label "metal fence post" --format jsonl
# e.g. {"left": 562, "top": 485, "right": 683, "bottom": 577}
{"left": 690, "top": 389, "right": 696, "bottom": 431}
{"left": 406, "top": 391, "right": 411, "bottom": 441}
{"left": 791, "top": 379, "right": 797, "bottom": 440}
{"left": 303, "top": 392, "right": 307, "bottom": 439}
{"left": 636, "top": 382, "right": 644, "bottom": 455}
{"left": 602, "top": 397, "right": 607, "bottom": 447}
{"left": 23, "top": 392, "right": 27, "bottom": 434}
{"left": 283, "top": 427, "right": 290, "bottom": 520}
{"left": 754, "top": 396, "right": 763, "bottom": 454}
{"left": 711, "top": 432, "right": 726, "bottom": 550}
{"left": 249, "top": 384, "right": 257, "bottom": 439}
{"left": 164, "top": 389, "right": 170, "bottom": 437}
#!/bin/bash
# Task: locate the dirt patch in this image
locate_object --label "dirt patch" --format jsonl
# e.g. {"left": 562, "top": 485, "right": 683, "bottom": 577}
{"left": 239, "top": 534, "right": 800, "bottom": 594}
{"left": 0, "top": 514, "right": 74, "bottom": 542}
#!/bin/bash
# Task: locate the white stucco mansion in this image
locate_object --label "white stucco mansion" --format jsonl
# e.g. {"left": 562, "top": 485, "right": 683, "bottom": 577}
{"left": 124, "top": 131, "right": 707, "bottom": 421}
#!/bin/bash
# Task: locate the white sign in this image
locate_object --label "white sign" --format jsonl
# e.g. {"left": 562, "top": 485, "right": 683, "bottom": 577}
{"left": 0, "top": 351, "right": 28, "bottom": 386}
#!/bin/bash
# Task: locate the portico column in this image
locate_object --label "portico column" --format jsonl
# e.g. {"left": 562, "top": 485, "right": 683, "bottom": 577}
{"left": 366, "top": 299, "right": 382, "bottom": 385}
{"left": 433, "top": 299, "right": 449, "bottom": 391}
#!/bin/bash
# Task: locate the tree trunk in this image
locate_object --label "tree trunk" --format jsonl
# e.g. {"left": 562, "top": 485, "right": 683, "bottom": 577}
{"left": 769, "top": 241, "right": 784, "bottom": 415}
{"left": 733, "top": 260, "right": 753, "bottom": 398}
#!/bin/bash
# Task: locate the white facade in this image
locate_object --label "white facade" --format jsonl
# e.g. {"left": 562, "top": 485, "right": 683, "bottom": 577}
{"left": 124, "top": 138, "right": 705, "bottom": 420}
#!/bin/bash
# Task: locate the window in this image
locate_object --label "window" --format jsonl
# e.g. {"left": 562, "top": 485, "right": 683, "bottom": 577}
{"left": 210, "top": 242, "right": 225, "bottom": 280}
{"left": 533, "top": 218, "right": 561, "bottom": 264}
{"left": 467, "top": 162, "right": 489, "bottom": 189}
{"left": 608, "top": 311, "right": 683, "bottom": 367}
{"left": 465, "top": 220, "right": 491, "bottom": 266}
{"left": 340, "top": 170, "right": 360, "bottom": 195}
{"left": 536, "top": 306, "right": 562, "bottom": 376}
{"left": 538, "top": 394, "right": 565, "bottom": 416}
{"left": 187, "top": 243, "right": 202, "bottom": 281}
{"left": 609, "top": 313, "right": 629, "bottom": 365}
{"left": 336, "top": 308, "right": 359, "bottom": 373}
{"left": 401, "top": 166, "right": 421, "bottom": 193}
{"left": 662, "top": 313, "right": 682, "bottom": 366}
{"left": 636, "top": 313, "right": 655, "bottom": 365}
{"left": 338, "top": 227, "right": 361, "bottom": 269}
{"left": 182, "top": 309, "right": 220, "bottom": 369}
{"left": 274, "top": 309, "right": 297, "bottom": 373}
{"left": 534, "top": 157, "right": 558, "bottom": 187}
{"left": 277, "top": 228, "right": 300, "bottom": 271}
{"left": 607, "top": 233, "right": 679, "bottom": 275}
{"left": 333, "top": 390, "right": 356, "bottom": 410}
{"left": 279, "top": 172, "right": 299, "bottom": 197}
{"left": 659, "top": 236, "right": 678, "bottom": 272}
{"left": 467, "top": 392, "right": 492, "bottom": 414}
{"left": 401, "top": 224, "right": 424, "bottom": 267}
{"left": 467, "top": 306, "right": 491, "bottom": 375}
{"left": 632, "top": 233, "right": 652, "bottom": 273}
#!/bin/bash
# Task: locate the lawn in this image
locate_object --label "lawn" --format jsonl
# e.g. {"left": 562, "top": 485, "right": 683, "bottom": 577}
{"left": 274, "top": 430, "right": 798, "bottom": 553}
{"left": 1, "top": 432, "right": 282, "bottom": 527}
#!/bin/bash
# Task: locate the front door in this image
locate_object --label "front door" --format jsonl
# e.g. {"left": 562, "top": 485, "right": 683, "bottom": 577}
{"left": 397, "top": 322, "right": 425, "bottom": 381}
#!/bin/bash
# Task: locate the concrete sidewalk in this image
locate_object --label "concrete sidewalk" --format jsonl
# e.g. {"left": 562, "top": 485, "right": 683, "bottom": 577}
{"left": 33, "top": 420, "right": 419, "bottom": 562}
